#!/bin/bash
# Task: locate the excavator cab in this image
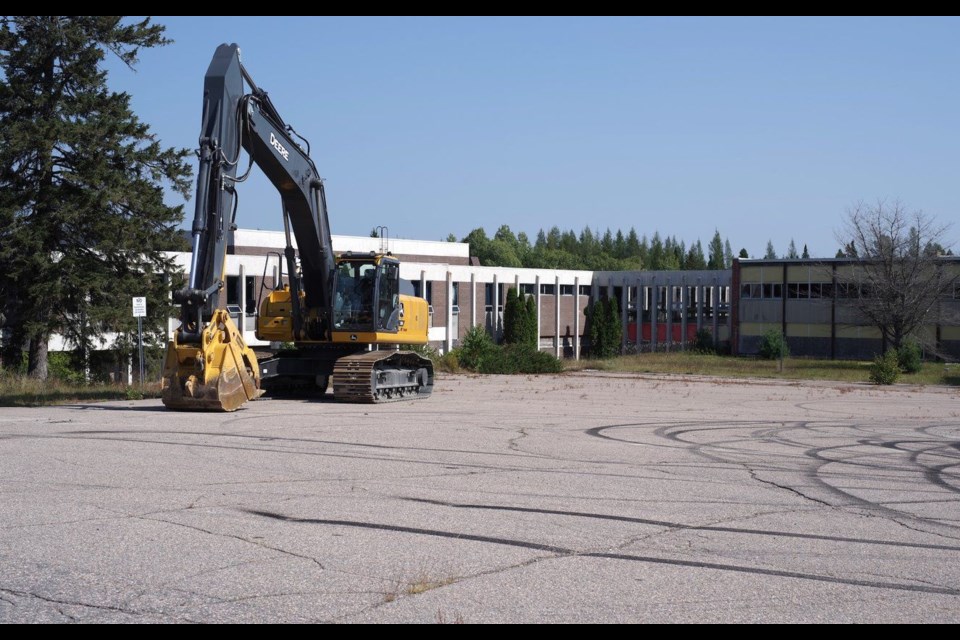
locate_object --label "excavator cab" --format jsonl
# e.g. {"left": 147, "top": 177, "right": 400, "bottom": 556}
{"left": 332, "top": 255, "right": 401, "bottom": 333}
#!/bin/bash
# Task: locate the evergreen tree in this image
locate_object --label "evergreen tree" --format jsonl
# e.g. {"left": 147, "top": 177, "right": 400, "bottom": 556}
{"left": 578, "top": 226, "right": 597, "bottom": 259}
{"left": 723, "top": 239, "right": 734, "bottom": 268}
{"left": 604, "top": 296, "right": 622, "bottom": 357}
{"left": 835, "top": 248, "right": 845, "bottom": 258}
{"left": 502, "top": 287, "right": 523, "bottom": 344}
{"left": 586, "top": 297, "right": 622, "bottom": 359}
{"left": 0, "top": 17, "right": 192, "bottom": 378}
{"left": 802, "top": 243, "right": 810, "bottom": 259}
{"left": 535, "top": 228, "right": 547, "bottom": 249}
{"left": 786, "top": 238, "right": 799, "bottom": 259}
{"left": 601, "top": 228, "right": 614, "bottom": 255}
{"left": 614, "top": 229, "right": 626, "bottom": 259}
{"left": 638, "top": 235, "right": 650, "bottom": 268}
{"left": 650, "top": 232, "right": 665, "bottom": 270}
{"left": 626, "top": 228, "right": 641, "bottom": 264}
{"left": 738, "top": 248, "right": 749, "bottom": 259}
{"left": 764, "top": 240, "right": 778, "bottom": 260}
{"left": 707, "top": 230, "right": 725, "bottom": 270}
{"left": 686, "top": 240, "right": 707, "bottom": 269}
{"left": 546, "top": 226, "right": 562, "bottom": 250}
{"left": 524, "top": 294, "right": 538, "bottom": 348}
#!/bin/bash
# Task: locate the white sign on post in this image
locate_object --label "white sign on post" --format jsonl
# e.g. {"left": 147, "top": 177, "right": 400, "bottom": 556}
{"left": 132, "top": 296, "right": 147, "bottom": 318}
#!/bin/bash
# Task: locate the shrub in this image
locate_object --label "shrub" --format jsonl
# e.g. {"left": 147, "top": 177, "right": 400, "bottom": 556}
{"left": 869, "top": 351, "right": 900, "bottom": 385}
{"left": 436, "top": 350, "right": 460, "bottom": 374}
{"left": 692, "top": 329, "right": 715, "bottom": 354}
{"left": 48, "top": 352, "right": 86, "bottom": 386}
{"left": 458, "top": 325, "right": 495, "bottom": 370}
{"left": 758, "top": 329, "right": 789, "bottom": 360}
{"left": 896, "top": 340, "right": 922, "bottom": 374}
{"left": 476, "top": 344, "right": 563, "bottom": 374}
{"left": 400, "top": 343, "right": 440, "bottom": 361}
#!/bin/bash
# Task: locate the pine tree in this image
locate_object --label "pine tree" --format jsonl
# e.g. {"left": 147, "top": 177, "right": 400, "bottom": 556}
{"left": 0, "top": 17, "right": 192, "bottom": 378}
{"left": 604, "top": 296, "right": 622, "bottom": 357}
{"left": 764, "top": 240, "right": 777, "bottom": 260}
{"left": 802, "top": 243, "right": 810, "bottom": 259}
{"left": 502, "top": 287, "right": 522, "bottom": 344}
{"left": 626, "top": 228, "right": 641, "bottom": 264}
{"left": 723, "top": 239, "right": 734, "bottom": 268}
{"left": 650, "top": 232, "right": 665, "bottom": 270}
{"left": 707, "top": 230, "right": 725, "bottom": 270}
{"left": 524, "top": 294, "right": 538, "bottom": 348}
{"left": 686, "top": 240, "right": 707, "bottom": 269}
{"left": 786, "top": 239, "right": 799, "bottom": 259}
{"left": 738, "top": 248, "right": 749, "bottom": 259}
{"left": 535, "top": 228, "right": 547, "bottom": 249}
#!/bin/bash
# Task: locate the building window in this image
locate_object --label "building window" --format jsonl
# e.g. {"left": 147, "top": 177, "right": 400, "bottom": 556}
{"left": 485, "top": 282, "right": 494, "bottom": 307}
{"left": 579, "top": 285, "right": 592, "bottom": 297}
{"left": 741, "top": 284, "right": 752, "bottom": 299}
{"left": 519, "top": 283, "right": 535, "bottom": 296}
{"left": 559, "top": 284, "right": 574, "bottom": 296}
{"left": 226, "top": 275, "right": 240, "bottom": 306}
{"left": 245, "top": 276, "right": 256, "bottom": 314}
{"left": 451, "top": 282, "right": 459, "bottom": 307}
{"left": 540, "top": 284, "right": 556, "bottom": 295}
{"left": 425, "top": 281, "right": 433, "bottom": 306}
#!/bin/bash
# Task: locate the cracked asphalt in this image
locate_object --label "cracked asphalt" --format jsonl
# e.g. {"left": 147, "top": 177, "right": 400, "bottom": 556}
{"left": 1, "top": 371, "right": 959, "bottom": 623}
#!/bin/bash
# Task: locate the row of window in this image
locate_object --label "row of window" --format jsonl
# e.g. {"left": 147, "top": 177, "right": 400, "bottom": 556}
{"left": 741, "top": 282, "right": 846, "bottom": 300}
{"left": 419, "top": 282, "right": 595, "bottom": 304}
{"left": 739, "top": 282, "right": 943, "bottom": 300}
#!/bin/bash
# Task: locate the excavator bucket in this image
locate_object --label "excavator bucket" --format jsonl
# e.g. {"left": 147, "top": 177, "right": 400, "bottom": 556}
{"left": 162, "top": 309, "right": 263, "bottom": 412}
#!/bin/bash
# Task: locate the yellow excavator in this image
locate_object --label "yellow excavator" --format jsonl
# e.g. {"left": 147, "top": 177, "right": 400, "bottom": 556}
{"left": 162, "top": 44, "right": 433, "bottom": 411}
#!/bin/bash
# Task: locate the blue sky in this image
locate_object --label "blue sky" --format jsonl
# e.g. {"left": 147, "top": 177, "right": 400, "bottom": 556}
{"left": 105, "top": 16, "right": 960, "bottom": 259}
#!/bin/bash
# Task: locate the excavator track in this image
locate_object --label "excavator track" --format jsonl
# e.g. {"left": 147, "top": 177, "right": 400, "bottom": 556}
{"left": 332, "top": 350, "right": 434, "bottom": 403}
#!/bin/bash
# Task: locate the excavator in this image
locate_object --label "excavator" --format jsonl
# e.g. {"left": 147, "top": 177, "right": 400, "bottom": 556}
{"left": 161, "top": 43, "right": 434, "bottom": 411}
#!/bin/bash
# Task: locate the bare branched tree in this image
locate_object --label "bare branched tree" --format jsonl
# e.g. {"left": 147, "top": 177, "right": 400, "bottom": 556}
{"left": 836, "top": 199, "right": 958, "bottom": 353}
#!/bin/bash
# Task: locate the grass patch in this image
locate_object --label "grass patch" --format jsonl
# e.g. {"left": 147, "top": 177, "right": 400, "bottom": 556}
{"left": 382, "top": 572, "right": 458, "bottom": 604}
{"left": 0, "top": 375, "right": 162, "bottom": 407}
{"left": 565, "top": 352, "right": 958, "bottom": 386}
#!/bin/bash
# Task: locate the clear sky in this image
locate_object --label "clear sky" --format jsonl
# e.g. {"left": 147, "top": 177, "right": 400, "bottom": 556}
{"left": 105, "top": 16, "right": 960, "bottom": 259}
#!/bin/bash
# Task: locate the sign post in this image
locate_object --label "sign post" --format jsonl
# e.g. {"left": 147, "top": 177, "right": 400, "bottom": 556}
{"left": 132, "top": 297, "right": 147, "bottom": 386}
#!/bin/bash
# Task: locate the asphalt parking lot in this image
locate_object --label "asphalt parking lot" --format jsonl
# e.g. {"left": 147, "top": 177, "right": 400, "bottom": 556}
{"left": 1, "top": 371, "right": 959, "bottom": 623}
